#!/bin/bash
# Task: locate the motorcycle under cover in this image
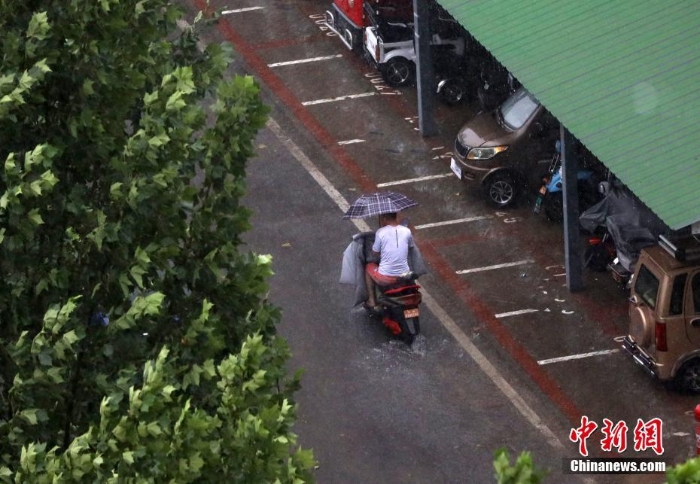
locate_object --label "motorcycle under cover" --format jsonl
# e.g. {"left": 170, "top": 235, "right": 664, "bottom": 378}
{"left": 579, "top": 186, "right": 668, "bottom": 271}
{"left": 339, "top": 232, "right": 427, "bottom": 306}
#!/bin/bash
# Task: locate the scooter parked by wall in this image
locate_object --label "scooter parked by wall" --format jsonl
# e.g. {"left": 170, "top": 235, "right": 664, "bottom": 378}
{"left": 533, "top": 141, "right": 600, "bottom": 222}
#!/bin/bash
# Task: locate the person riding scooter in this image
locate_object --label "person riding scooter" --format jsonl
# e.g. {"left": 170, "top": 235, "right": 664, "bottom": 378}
{"left": 364, "top": 212, "right": 415, "bottom": 313}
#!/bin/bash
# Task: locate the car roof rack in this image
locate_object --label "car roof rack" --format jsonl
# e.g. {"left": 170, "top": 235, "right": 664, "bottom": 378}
{"left": 659, "top": 234, "right": 700, "bottom": 263}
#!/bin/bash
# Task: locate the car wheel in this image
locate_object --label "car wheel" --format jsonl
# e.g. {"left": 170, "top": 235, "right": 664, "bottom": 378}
{"left": 381, "top": 58, "right": 414, "bottom": 87}
{"left": 483, "top": 172, "right": 518, "bottom": 208}
{"left": 675, "top": 359, "right": 700, "bottom": 393}
{"left": 544, "top": 192, "right": 564, "bottom": 222}
{"left": 438, "top": 79, "right": 466, "bottom": 106}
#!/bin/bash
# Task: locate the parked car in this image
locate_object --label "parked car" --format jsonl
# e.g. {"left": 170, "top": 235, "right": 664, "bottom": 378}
{"left": 325, "top": 0, "right": 412, "bottom": 52}
{"left": 363, "top": 4, "right": 465, "bottom": 87}
{"left": 449, "top": 87, "right": 559, "bottom": 208}
{"left": 474, "top": 56, "right": 519, "bottom": 112}
{"left": 622, "top": 235, "right": 700, "bottom": 392}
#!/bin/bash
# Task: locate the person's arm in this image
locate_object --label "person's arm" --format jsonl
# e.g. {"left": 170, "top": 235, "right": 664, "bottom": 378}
{"left": 371, "top": 232, "right": 382, "bottom": 262}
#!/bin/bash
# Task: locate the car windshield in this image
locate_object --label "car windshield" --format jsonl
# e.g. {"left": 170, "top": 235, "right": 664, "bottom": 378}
{"left": 499, "top": 88, "right": 539, "bottom": 130}
{"left": 635, "top": 264, "right": 660, "bottom": 309}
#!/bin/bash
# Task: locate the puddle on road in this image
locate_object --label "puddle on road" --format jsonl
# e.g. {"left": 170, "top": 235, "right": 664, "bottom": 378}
{"left": 348, "top": 307, "right": 456, "bottom": 378}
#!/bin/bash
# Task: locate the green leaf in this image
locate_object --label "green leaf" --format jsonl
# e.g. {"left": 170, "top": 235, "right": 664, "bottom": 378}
{"left": 62, "top": 330, "right": 80, "bottom": 347}
{"left": 4, "top": 153, "right": 16, "bottom": 173}
{"left": 129, "top": 265, "right": 146, "bottom": 288}
{"left": 110, "top": 182, "right": 123, "bottom": 199}
{"left": 37, "top": 351, "right": 52, "bottom": 366}
{"left": 26, "top": 12, "right": 50, "bottom": 40}
{"left": 27, "top": 208, "right": 43, "bottom": 225}
{"left": 20, "top": 409, "right": 39, "bottom": 425}
{"left": 148, "top": 132, "right": 170, "bottom": 148}
{"left": 165, "top": 91, "right": 186, "bottom": 112}
{"left": 83, "top": 79, "right": 94, "bottom": 96}
{"left": 123, "top": 451, "right": 134, "bottom": 465}
{"left": 47, "top": 367, "right": 64, "bottom": 383}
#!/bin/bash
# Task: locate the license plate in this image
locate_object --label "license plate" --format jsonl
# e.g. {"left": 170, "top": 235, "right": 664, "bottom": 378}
{"left": 404, "top": 308, "right": 419, "bottom": 319}
{"left": 538, "top": 185, "right": 547, "bottom": 195}
{"left": 450, "top": 158, "right": 462, "bottom": 179}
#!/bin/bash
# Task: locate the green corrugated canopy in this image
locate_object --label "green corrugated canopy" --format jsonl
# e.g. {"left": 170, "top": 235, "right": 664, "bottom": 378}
{"left": 437, "top": 0, "right": 700, "bottom": 230}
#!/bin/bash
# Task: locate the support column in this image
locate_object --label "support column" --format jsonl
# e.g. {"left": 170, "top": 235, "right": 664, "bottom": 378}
{"left": 561, "top": 125, "right": 584, "bottom": 292}
{"left": 413, "top": 0, "right": 437, "bottom": 137}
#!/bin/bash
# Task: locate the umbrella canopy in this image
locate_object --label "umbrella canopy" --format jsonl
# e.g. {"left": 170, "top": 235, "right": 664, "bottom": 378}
{"left": 343, "top": 191, "right": 418, "bottom": 219}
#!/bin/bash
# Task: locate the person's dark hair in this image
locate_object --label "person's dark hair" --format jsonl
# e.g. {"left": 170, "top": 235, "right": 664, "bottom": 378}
{"left": 383, "top": 212, "right": 398, "bottom": 220}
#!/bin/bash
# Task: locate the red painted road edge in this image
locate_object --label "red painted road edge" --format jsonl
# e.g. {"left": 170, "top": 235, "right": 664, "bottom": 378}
{"left": 195, "top": 1, "right": 583, "bottom": 426}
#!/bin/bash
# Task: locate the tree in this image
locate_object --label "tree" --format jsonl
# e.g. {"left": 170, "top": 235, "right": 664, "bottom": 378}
{"left": 493, "top": 448, "right": 547, "bottom": 484}
{"left": 0, "top": 1, "right": 314, "bottom": 481}
{"left": 667, "top": 456, "right": 700, "bottom": 484}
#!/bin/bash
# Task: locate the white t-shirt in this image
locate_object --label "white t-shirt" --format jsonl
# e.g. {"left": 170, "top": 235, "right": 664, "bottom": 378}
{"left": 373, "top": 224, "right": 414, "bottom": 276}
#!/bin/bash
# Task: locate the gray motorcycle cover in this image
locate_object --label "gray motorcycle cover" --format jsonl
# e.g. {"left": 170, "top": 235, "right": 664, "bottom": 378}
{"left": 579, "top": 185, "right": 667, "bottom": 271}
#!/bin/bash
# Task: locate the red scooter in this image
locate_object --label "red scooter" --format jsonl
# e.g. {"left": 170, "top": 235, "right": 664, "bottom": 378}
{"left": 366, "top": 271, "right": 422, "bottom": 345}
{"left": 356, "top": 232, "right": 422, "bottom": 345}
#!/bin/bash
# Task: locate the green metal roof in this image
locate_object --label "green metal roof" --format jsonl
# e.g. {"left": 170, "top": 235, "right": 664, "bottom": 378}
{"left": 437, "top": 0, "right": 700, "bottom": 230}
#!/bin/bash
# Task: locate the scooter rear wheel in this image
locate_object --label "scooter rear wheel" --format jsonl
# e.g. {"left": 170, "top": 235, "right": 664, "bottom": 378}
{"left": 544, "top": 192, "right": 563, "bottom": 222}
{"left": 583, "top": 244, "right": 610, "bottom": 272}
{"left": 401, "top": 317, "right": 420, "bottom": 345}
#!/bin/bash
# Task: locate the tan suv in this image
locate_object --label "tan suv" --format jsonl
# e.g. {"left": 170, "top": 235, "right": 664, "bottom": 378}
{"left": 622, "top": 235, "right": 700, "bottom": 392}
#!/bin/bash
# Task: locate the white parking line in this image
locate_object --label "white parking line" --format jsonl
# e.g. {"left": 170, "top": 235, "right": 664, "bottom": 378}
{"left": 495, "top": 309, "right": 539, "bottom": 319}
{"left": 338, "top": 139, "right": 365, "bottom": 145}
{"left": 414, "top": 215, "right": 492, "bottom": 230}
{"left": 266, "top": 116, "right": 565, "bottom": 452}
{"left": 222, "top": 7, "right": 264, "bottom": 14}
{"left": 456, "top": 260, "right": 534, "bottom": 274}
{"left": 377, "top": 173, "right": 453, "bottom": 188}
{"left": 538, "top": 349, "right": 620, "bottom": 366}
{"left": 302, "top": 92, "right": 376, "bottom": 106}
{"left": 268, "top": 54, "right": 343, "bottom": 68}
